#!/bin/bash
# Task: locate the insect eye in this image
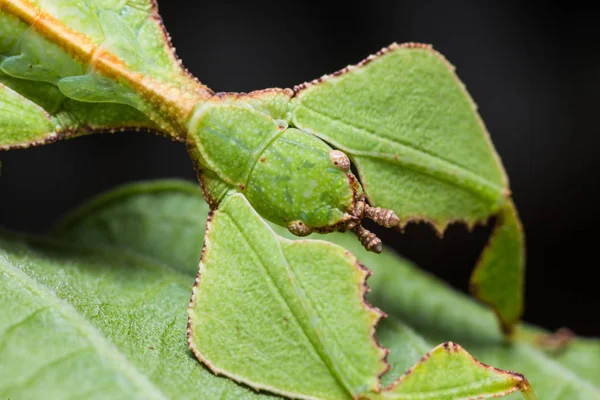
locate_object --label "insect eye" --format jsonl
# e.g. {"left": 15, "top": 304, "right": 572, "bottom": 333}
{"left": 329, "top": 150, "right": 351, "bottom": 172}
{"left": 287, "top": 220, "right": 313, "bottom": 237}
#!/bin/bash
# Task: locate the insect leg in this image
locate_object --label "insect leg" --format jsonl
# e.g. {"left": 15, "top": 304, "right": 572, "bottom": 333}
{"left": 351, "top": 225, "right": 382, "bottom": 254}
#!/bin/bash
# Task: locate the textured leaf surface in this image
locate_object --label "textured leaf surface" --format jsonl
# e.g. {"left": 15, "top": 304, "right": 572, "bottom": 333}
{"left": 292, "top": 43, "right": 524, "bottom": 331}
{"left": 1, "top": 180, "right": 598, "bottom": 400}
{"left": 187, "top": 193, "right": 386, "bottom": 399}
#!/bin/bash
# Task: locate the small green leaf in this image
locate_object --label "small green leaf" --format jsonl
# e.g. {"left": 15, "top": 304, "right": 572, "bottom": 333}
{"left": 187, "top": 192, "right": 387, "bottom": 399}
{"left": 373, "top": 341, "right": 533, "bottom": 400}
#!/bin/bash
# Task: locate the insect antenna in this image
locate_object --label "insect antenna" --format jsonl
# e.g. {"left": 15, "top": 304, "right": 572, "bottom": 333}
{"left": 364, "top": 205, "right": 400, "bottom": 228}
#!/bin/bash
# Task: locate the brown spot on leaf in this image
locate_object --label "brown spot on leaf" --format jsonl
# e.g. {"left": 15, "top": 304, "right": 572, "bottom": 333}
{"left": 329, "top": 150, "right": 351, "bottom": 171}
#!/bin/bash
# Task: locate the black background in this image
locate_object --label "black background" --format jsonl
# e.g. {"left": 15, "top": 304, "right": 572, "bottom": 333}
{"left": 1, "top": 1, "right": 598, "bottom": 335}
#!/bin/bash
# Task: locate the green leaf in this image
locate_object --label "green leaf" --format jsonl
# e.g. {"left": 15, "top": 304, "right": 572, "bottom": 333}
{"left": 53, "top": 180, "right": 208, "bottom": 276}
{"left": 291, "top": 43, "right": 524, "bottom": 332}
{"left": 2, "top": 180, "right": 597, "bottom": 400}
{"left": 187, "top": 192, "right": 387, "bottom": 399}
{"left": 372, "top": 341, "right": 533, "bottom": 400}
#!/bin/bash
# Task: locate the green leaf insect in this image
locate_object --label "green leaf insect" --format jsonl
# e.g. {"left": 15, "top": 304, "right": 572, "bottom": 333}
{"left": 0, "top": 0, "right": 537, "bottom": 399}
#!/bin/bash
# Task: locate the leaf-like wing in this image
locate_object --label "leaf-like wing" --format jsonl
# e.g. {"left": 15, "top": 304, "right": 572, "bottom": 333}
{"left": 0, "top": 0, "right": 211, "bottom": 148}
{"left": 292, "top": 43, "right": 508, "bottom": 228}
{"left": 187, "top": 192, "right": 387, "bottom": 400}
{"left": 291, "top": 43, "right": 524, "bottom": 331}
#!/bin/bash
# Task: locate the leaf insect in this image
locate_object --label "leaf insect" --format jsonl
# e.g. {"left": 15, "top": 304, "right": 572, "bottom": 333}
{"left": 0, "top": 0, "right": 530, "bottom": 398}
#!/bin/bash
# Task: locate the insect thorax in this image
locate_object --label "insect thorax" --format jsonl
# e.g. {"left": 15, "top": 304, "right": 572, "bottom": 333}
{"left": 186, "top": 91, "right": 358, "bottom": 234}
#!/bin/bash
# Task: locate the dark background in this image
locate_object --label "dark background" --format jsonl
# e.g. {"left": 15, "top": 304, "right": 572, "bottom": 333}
{"left": 0, "top": 1, "right": 598, "bottom": 335}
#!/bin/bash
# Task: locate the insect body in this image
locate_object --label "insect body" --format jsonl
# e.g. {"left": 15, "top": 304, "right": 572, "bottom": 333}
{"left": 187, "top": 91, "right": 398, "bottom": 252}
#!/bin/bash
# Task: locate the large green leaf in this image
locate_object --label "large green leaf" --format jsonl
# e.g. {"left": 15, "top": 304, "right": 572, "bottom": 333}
{"left": 291, "top": 43, "right": 524, "bottom": 331}
{"left": 0, "top": 180, "right": 594, "bottom": 399}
